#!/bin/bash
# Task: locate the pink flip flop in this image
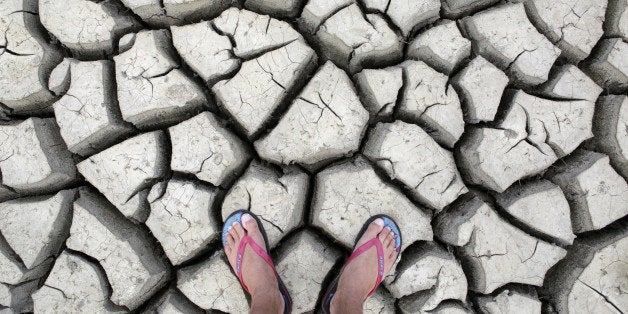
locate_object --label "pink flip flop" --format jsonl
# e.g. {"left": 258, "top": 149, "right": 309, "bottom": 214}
{"left": 321, "top": 214, "right": 402, "bottom": 314}
{"left": 222, "top": 210, "right": 292, "bottom": 314}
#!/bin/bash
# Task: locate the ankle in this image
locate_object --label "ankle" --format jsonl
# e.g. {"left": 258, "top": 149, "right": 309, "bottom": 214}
{"left": 247, "top": 272, "right": 279, "bottom": 296}
{"left": 250, "top": 287, "right": 283, "bottom": 311}
{"left": 330, "top": 290, "right": 363, "bottom": 314}
{"left": 250, "top": 285, "right": 281, "bottom": 299}
{"left": 336, "top": 275, "right": 370, "bottom": 301}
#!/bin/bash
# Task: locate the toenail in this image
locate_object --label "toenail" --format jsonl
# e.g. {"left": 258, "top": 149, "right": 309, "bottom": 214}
{"left": 228, "top": 226, "right": 232, "bottom": 231}
{"left": 375, "top": 218, "right": 384, "bottom": 226}
{"left": 242, "top": 213, "right": 252, "bottom": 222}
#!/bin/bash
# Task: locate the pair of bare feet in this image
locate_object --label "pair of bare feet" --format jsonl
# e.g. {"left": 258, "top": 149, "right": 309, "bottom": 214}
{"left": 223, "top": 214, "right": 399, "bottom": 313}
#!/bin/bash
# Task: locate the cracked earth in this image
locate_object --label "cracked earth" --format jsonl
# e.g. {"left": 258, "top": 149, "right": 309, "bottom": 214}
{"left": 0, "top": 0, "right": 627, "bottom": 313}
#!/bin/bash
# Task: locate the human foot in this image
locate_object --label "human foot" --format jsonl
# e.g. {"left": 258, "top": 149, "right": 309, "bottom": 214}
{"left": 328, "top": 217, "right": 400, "bottom": 313}
{"left": 223, "top": 212, "right": 284, "bottom": 313}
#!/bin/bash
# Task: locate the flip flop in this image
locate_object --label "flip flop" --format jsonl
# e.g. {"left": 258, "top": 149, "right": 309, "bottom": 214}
{"left": 321, "top": 214, "right": 402, "bottom": 314}
{"left": 222, "top": 210, "right": 292, "bottom": 314}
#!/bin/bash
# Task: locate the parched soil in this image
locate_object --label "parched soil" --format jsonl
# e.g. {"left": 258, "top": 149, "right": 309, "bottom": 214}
{"left": 0, "top": 0, "right": 627, "bottom": 313}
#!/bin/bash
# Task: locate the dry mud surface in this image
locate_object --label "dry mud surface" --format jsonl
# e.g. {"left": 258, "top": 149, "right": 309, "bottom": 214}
{"left": 0, "top": 0, "right": 627, "bottom": 313}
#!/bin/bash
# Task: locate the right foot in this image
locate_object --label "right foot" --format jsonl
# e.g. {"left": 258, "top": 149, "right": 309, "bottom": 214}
{"left": 330, "top": 218, "right": 399, "bottom": 312}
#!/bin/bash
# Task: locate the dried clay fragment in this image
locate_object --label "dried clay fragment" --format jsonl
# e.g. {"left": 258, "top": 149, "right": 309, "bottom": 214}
{"left": 66, "top": 189, "right": 171, "bottom": 310}
{"left": 434, "top": 196, "right": 567, "bottom": 293}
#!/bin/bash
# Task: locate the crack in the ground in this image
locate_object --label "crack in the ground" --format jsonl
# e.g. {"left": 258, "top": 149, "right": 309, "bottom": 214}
{"left": 1, "top": 1, "right": 626, "bottom": 312}
{"left": 578, "top": 279, "right": 625, "bottom": 314}
{"left": 257, "top": 214, "right": 285, "bottom": 234}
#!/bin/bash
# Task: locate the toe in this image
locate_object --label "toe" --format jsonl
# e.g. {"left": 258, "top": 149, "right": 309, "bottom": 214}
{"left": 388, "top": 247, "right": 399, "bottom": 261}
{"left": 233, "top": 221, "right": 245, "bottom": 238}
{"left": 241, "top": 213, "right": 269, "bottom": 253}
{"left": 226, "top": 233, "right": 235, "bottom": 249}
{"left": 387, "top": 240, "right": 398, "bottom": 260}
{"left": 228, "top": 225, "right": 240, "bottom": 241}
{"left": 378, "top": 227, "right": 391, "bottom": 244}
{"left": 356, "top": 218, "right": 385, "bottom": 247}
{"left": 383, "top": 230, "right": 394, "bottom": 247}
{"left": 241, "top": 213, "right": 260, "bottom": 235}
{"left": 385, "top": 232, "right": 397, "bottom": 254}
{"left": 386, "top": 236, "right": 395, "bottom": 252}
{"left": 389, "top": 250, "right": 398, "bottom": 260}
